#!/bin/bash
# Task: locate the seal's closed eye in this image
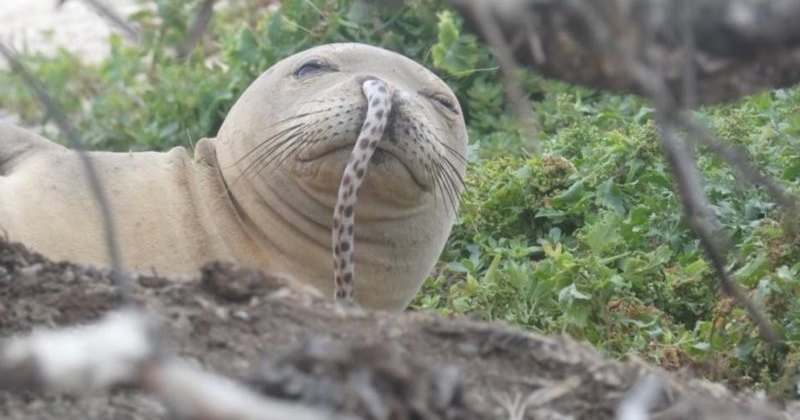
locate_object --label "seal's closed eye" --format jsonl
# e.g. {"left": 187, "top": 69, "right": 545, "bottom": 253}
{"left": 294, "top": 58, "right": 337, "bottom": 78}
{"left": 421, "top": 92, "right": 459, "bottom": 115}
{"left": 432, "top": 94, "right": 458, "bottom": 114}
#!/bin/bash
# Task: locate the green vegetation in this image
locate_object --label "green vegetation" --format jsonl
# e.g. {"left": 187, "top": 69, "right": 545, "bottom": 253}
{"left": 1, "top": 0, "right": 798, "bottom": 395}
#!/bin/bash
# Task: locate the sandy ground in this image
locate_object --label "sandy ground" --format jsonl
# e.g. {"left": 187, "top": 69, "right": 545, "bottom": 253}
{"left": 0, "top": 0, "right": 139, "bottom": 63}
{"left": 0, "top": 0, "right": 139, "bottom": 125}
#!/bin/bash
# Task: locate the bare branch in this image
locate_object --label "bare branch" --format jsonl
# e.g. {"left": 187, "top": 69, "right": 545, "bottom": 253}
{"left": 459, "top": 0, "right": 540, "bottom": 153}
{"left": 57, "top": 0, "right": 140, "bottom": 44}
{"left": 0, "top": 42, "right": 132, "bottom": 302}
{"left": 176, "top": 0, "right": 217, "bottom": 60}
{"left": 658, "top": 116, "right": 784, "bottom": 349}
{"left": 679, "top": 115, "right": 799, "bottom": 222}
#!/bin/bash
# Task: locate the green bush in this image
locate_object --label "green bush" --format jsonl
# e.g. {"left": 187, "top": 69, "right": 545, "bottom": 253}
{"left": 1, "top": 0, "right": 798, "bottom": 396}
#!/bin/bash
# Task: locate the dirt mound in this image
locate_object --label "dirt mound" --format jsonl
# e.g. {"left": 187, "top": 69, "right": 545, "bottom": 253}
{"left": 0, "top": 239, "right": 794, "bottom": 419}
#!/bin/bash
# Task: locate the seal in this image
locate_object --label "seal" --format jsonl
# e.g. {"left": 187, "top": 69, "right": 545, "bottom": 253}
{"left": 0, "top": 43, "right": 468, "bottom": 311}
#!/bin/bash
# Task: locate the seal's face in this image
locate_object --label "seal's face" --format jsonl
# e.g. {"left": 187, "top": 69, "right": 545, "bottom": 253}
{"left": 214, "top": 43, "right": 467, "bottom": 310}
{"left": 289, "top": 48, "right": 465, "bottom": 209}
{"left": 219, "top": 43, "right": 466, "bottom": 213}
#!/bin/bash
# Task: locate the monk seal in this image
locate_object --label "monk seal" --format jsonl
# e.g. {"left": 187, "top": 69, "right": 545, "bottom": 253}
{"left": 0, "top": 43, "right": 468, "bottom": 311}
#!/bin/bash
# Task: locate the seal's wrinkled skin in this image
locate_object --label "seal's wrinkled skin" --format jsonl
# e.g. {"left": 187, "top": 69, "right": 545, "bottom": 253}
{"left": 0, "top": 43, "right": 468, "bottom": 311}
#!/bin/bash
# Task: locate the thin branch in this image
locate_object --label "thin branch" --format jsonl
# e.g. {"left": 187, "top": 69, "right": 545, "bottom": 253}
{"left": 680, "top": 0, "right": 698, "bottom": 110}
{"left": 658, "top": 116, "right": 784, "bottom": 349}
{"left": 0, "top": 42, "right": 132, "bottom": 303}
{"left": 57, "top": 0, "right": 140, "bottom": 44}
{"left": 176, "top": 0, "right": 217, "bottom": 59}
{"left": 680, "top": 115, "right": 799, "bottom": 222}
{"left": 462, "top": 0, "right": 541, "bottom": 153}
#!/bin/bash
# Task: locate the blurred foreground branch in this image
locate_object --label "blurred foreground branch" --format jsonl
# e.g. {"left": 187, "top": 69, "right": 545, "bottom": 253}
{"left": 57, "top": 0, "right": 141, "bottom": 44}
{"left": 0, "top": 310, "right": 352, "bottom": 420}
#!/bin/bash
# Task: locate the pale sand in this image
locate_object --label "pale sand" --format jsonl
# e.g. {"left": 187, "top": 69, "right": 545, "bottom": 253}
{"left": 0, "top": 0, "right": 139, "bottom": 64}
{"left": 0, "top": 0, "right": 139, "bottom": 124}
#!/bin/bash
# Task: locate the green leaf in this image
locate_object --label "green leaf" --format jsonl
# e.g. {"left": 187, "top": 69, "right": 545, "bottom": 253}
{"left": 734, "top": 254, "right": 770, "bottom": 287}
{"left": 584, "top": 212, "right": 622, "bottom": 254}
{"left": 550, "top": 179, "right": 586, "bottom": 207}
{"left": 597, "top": 178, "right": 626, "bottom": 214}
{"left": 684, "top": 258, "right": 709, "bottom": 278}
{"left": 431, "top": 11, "right": 479, "bottom": 76}
{"left": 558, "top": 284, "right": 592, "bottom": 302}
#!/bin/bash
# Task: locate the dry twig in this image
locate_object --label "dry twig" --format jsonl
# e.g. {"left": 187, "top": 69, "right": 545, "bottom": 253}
{"left": 57, "top": 0, "right": 140, "bottom": 43}
{"left": 0, "top": 42, "right": 132, "bottom": 302}
{"left": 176, "top": 0, "right": 217, "bottom": 59}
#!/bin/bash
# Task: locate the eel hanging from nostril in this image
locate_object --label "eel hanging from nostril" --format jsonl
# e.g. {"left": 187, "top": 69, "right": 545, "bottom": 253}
{"left": 332, "top": 79, "right": 393, "bottom": 304}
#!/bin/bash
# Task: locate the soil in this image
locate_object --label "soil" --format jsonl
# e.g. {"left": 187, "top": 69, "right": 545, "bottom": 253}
{"left": 0, "top": 239, "right": 797, "bottom": 419}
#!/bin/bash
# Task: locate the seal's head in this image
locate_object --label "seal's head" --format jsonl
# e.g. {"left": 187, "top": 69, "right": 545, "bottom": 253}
{"left": 215, "top": 43, "right": 467, "bottom": 310}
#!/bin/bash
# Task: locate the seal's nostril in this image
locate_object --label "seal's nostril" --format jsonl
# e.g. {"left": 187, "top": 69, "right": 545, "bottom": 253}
{"left": 356, "top": 75, "right": 378, "bottom": 85}
{"left": 356, "top": 76, "right": 394, "bottom": 89}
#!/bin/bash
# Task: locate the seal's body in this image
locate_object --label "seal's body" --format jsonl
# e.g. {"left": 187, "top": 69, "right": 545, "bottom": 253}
{"left": 0, "top": 127, "right": 259, "bottom": 274}
{"left": 0, "top": 43, "right": 468, "bottom": 311}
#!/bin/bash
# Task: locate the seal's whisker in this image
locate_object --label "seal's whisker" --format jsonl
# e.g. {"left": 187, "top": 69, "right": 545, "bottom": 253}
{"left": 251, "top": 116, "right": 340, "bottom": 177}
{"left": 422, "top": 132, "right": 466, "bottom": 191}
{"left": 247, "top": 114, "right": 341, "bottom": 175}
{"left": 430, "top": 161, "right": 454, "bottom": 215}
{"left": 228, "top": 127, "right": 308, "bottom": 189}
{"left": 444, "top": 164, "right": 465, "bottom": 209}
{"left": 421, "top": 124, "right": 467, "bottom": 163}
{"left": 428, "top": 133, "right": 467, "bottom": 163}
{"left": 421, "top": 158, "right": 441, "bottom": 205}
{"left": 431, "top": 158, "right": 460, "bottom": 215}
{"left": 227, "top": 133, "right": 302, "bottom": 190}
{"left": 262, "top": 136, "right": 315, "bottom": 175}
{"left": 434, "top": 152, "right": 464, "bottom": 213}
{"left": 248, "top": 130, "right": 308, "bottom": 177}
{"left": 437, "top": 149, "right": 466, "bottom": 191}
{"left": 230, "top": 123, "right": 304, "bottom": 169}
{"left": 259, "top": 122, "right": 344, "bottom": 175}
{"left": 438, "top": 141, "right": 468, "bottom": 163}
{"left": 235, "top": 128, "right": 305, "bottom": 181}
{"left": 427, "top": 157, "right": 453, "bottom": 214}
{"left": 282, "top": 136, "right": 321, "bottom": 167}
{"left": 268, "top": 108, "right": 330, "bottom": 128}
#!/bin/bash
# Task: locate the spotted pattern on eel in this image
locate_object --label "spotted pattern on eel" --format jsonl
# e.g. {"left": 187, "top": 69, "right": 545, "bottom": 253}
{"left": 332, "top": 78, "right": 393, "bottom": 304}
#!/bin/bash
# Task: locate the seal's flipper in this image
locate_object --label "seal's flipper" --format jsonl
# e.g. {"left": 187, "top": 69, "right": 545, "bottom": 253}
{"left": 0, "top": 123, "right": 66, "bottom": 175}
